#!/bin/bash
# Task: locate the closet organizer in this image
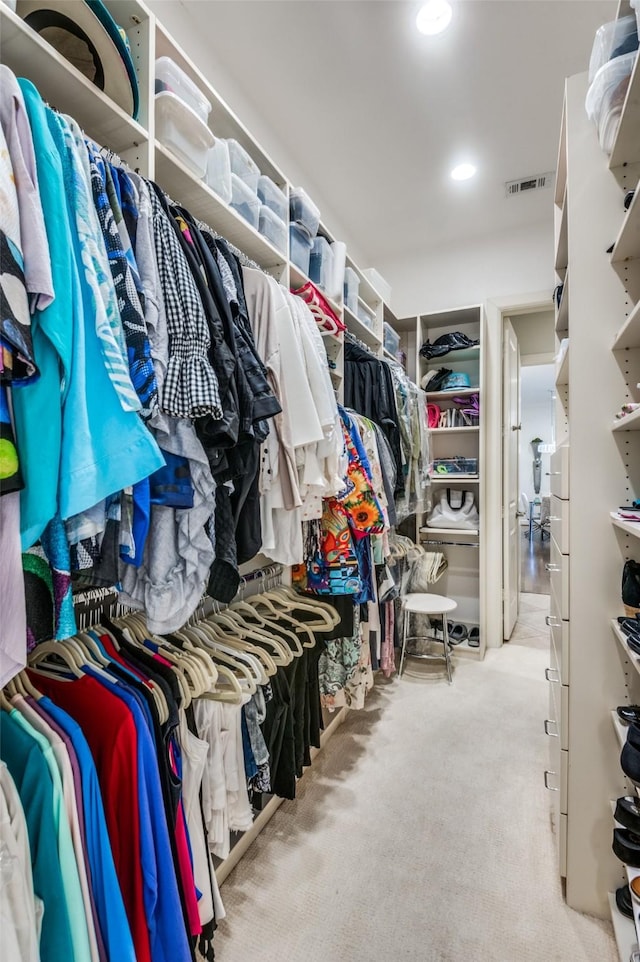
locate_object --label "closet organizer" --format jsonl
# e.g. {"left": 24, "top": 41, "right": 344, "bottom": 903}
{"left": 0, "top": 2, "right": 431, "bottom": 958}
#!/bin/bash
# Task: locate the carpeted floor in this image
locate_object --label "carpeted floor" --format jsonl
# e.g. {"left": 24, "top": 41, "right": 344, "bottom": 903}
{"left": 214, "top": 594, "right": 617, "bottom": 962}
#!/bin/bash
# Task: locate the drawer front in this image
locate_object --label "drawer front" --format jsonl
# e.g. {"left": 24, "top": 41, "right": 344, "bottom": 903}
{"left": 559, "top": 813, "right": 568, "bottom": 877}
{"left": 561, "top": 748, "right": 568, "bottom": 814}
{"left": 549, "top": 444, "right": 569, "bottom": 500}
{"left": 548, "top": 542, "right": 569, "bottom": 620}
{"left": 561, "top": 684, "right": 569, "bottom": 752}
{"left": 547, "top": 608, "right": 569, "bottom": 685}
{"left": 549, "top": 495, "right": 569, "bottom": 555}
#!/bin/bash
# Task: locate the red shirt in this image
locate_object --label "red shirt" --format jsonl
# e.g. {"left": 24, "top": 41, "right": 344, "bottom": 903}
{"left": 29, "top": 670, "right": 152, "bottom": 962}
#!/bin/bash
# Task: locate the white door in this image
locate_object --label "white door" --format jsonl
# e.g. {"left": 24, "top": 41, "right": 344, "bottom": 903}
{"left": 503, "top": 319, "right": 521, "bottom": 639}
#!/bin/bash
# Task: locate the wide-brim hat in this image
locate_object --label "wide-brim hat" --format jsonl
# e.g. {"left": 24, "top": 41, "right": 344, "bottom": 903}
{"left": 17, "top": 0, "right": 139, "bottom": 119}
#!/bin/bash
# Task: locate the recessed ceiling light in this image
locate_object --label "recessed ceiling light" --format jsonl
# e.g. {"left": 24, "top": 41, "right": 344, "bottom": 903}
{"left": 451, "top": 163, "right": 477, "bottom": 181}
{"left": 416, "top": 0, "right": 452, "bottom": 36}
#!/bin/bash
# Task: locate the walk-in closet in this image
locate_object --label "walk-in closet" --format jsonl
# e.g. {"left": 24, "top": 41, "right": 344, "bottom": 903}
{"left": 0, "top": 1, "right": 636, "bottom": 961}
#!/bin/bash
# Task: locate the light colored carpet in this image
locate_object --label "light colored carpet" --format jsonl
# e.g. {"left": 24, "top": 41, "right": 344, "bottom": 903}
{"left": 214, "top": 594, "right": 617, "bottom": 962}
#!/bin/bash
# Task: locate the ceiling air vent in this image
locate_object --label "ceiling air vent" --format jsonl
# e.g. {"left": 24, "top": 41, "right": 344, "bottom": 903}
{"left": 505, "top": 172, "right": 555, "bottom": 198}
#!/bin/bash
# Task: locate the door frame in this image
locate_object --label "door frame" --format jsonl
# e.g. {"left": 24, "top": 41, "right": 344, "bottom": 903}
{"left": 502, "top": 317, "right": 521, "bottom": 640}
{"left": 484, "top": 291, "right": 553, "bottom": 649}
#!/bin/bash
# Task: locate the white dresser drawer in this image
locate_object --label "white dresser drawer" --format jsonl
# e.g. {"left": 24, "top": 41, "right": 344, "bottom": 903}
{"left": 549, "top": 444, "right": 569, "bottom": 500}
{"left": 549, "top": 495, "right": 569, "bottom": 555}
{"left": 547, "top": 606, "right": 569, "bottom": 684}
{"left": 548, "top": 541, "right": 569, "bottom": 620}
{"left": 544, "top": 745, "right": 568, "bottom": 815}
{"left": 559, "top": 813, "right": 567, "bottom": 877}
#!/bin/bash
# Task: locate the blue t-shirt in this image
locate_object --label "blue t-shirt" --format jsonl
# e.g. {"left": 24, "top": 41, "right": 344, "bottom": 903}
{"left": 0, "top": 711, "right": 75, "bottom": 962}
{"left": 84, "top": 668, "right": 191, "bottom": 962}
{"left": 40, "top": 696, "right": 136, "bottom": 962}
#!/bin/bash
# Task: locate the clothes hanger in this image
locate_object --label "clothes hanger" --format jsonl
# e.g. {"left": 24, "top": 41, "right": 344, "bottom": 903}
{"left": 29, "top": 642, "right": 85, "bottom": 678}
{"left": 5, "top": 671, "right": 42, "bottom": 700}
{"left": 205, "top": 612, "right": 292, "bottom": 666}
{"left": 93, "top": 622, "right": 170, "bottom": 723}
{"left": 228, "top": 604, "right": 304, "bottom": 658}
{"left": 184, "top": 624, "right": 263, "bottom": 689}
{"left": 256, "top": 587, "right": 339, "bottom": 631}
{"left": 185, "top": 621, "right": 277, "bottom": 678}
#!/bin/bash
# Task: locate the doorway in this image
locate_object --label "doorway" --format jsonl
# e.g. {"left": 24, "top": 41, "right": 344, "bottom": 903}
{"left": 502, "top": 308, "right": 555, "bottom": 639}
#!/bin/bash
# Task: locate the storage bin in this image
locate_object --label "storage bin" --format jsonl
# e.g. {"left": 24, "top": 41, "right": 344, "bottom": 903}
{"left": 289, "top": 223, "right": 313, "bottom": 275}
{"left": 290, "top": 187, "right": 321, "bottom": 238}
{"left": 362, "top": 268, "right": 392, "bottom": 304}
{"left": 344, "top": 267, "right": 360, "bottom": 313}
{"left": 230, "top": 173, "right": 260, "bottom": 228}
{"left": 257, "top": 175, "right": 287, "bottom": 222}
{"left": 383, "top": 321, "right": 400, "bottom": 355}
{"left": 258, "top": 205, "right": 287, "bottom": 253}
{"left": 357, "top": 301, "right": 376, "bottom": 330}
{"left": 585, "top": 51, "right": 638, "bottom": 154}
{"left": 155, "top": 56, "right": 211, "bottom": 122}
{"left": 205, "top": 139, "right": 232, "bottom": 204}
{"left": 227, "top": 139, "right": 260, "bottom": 192}
{"left": 155, "top": 90, "right": 215, "bottom": 178}
{"left": 589, "top": 15, "right": 638, "bottom": 83}
{"left": 309, "top": 236, "right": 334, "bottom": 292}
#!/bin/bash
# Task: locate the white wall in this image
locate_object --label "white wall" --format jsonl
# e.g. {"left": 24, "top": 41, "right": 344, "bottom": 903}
{"left": 379, "top": 220, "right": 553, "bottom": 317}
{"left": 510, "top": 309, "right": 555, "bottom": 358}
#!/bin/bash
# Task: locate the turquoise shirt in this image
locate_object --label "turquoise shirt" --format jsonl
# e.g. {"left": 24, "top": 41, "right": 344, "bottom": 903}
{"left": 0, "top": 711, "right": 75, "bottom": 962}
{"left": 10, "top": 707, "right": 92, "bottom": 962}
{"left": 14, "top": 80, "right": 164, "bottom": 548}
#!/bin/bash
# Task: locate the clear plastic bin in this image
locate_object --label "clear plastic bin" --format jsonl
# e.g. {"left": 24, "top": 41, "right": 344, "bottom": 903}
{"left": 205, "top": 140, "right": 232, "bottom": 204}
{"left": 589, "top": 15, "right": 638, "bottom": 83}
{"left": 289, "top": 223, "right": 313, "bottom": 276}
{"left": 230, "top": 173, "right": 260, "bottom": 228}
{"left": 155, "top": 56, "right": 212, "bottom": 122}
{"left": 362, "top": 268, "right": 392, "bottom": 304}
{"left": 309, "top": 236, "right": 334, "bottom": 292}
{"left": 431, "top": 457, "right": 479, "bottom": 476}
{"left": 155, "top": 90, "right": 215, "bottom": 179}
{"left": 586, "top": 50, "right": 638, "bottom": 154}
{"left": 357, "top": 301, "right": 376, "bottom": 329}
{"left": 383, "top": 322, "right": 400, "bottom": 356}
{"left": 258, "top": 205, "right": 287, "bottom": 253}
{"left": 227, "top": 139, "right": 260, "bottom": 192}
{"left": 257, "top": 175, "right": 287, "bottom": 222}
{"left": 290, "top": 187, "right": 321, "bottom": 237}
{"left": 344, "top": 267, "right": 360, "bottom": 313}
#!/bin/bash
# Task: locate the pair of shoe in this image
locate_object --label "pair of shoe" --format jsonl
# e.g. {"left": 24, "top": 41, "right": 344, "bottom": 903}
{"left": 618, "top": 720, "right": 640, "bottom": 784}
{"left": 431, "top": 620, "right": 480, "bottom": 648}
{"left": 613, "top": 798, "right": 640, "bottom": 868}
{"left": 419, "top": 332, "right": 479, "bottom": 360}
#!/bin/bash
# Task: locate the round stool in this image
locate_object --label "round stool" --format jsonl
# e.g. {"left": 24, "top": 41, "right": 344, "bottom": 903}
{"left": 399, "top": 593, "right": 458, "bottom": 684}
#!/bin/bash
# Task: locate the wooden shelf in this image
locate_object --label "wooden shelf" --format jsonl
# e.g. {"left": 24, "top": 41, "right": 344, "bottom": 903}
{"left": 555, "top": 190, "right": 568, "bottom": 272}
{"left": 609, "top": 892, "right": 639, "bottom": 962}
{"left": 429, "top": 475, "right": 480, "bottom": 483}
{"left": 343, "top": 307, "right": 383, "bottom": 348}
{"left": 613, "top": 407, "right": 640, "bottom": 431}
{"left": 154, "top": 142, "right": 286, "bottom": 270}
{"left": 611, "top": 619, "right": 640, "bottom": 679}
{"left": 613, "top": 709, "right": 628, "bottom": 749}
{"left": 555, "top": 344, "right": 569, "bottom": 387}
{"left": 383, "top": 347, "right": 397, "bottom": 361}
{"left": 612, "top": 184, "right": 640, "bottom": 264}
{"left": 422, "top": 344, "right": 480, "bottom": 363}
{"left": 555, "top": 104, "right": 567, "bottom": 207}
{"left": 613, "top": 301, "right": 640, "bottom": 349}
{"left": 555, "top": 281, "right": 569, "bottom": 335}
{"left": 0, "top": 5, "right": 149, "bottom": 155}
{"left": 609, "top": 53, "right": 640, "bottom": 170}
{"left": 430, "top": 426, "right": 480, "bottom": 435}
{"left": 425, "top": 387, "right": 480, "bottom": 401}
{"left": 289, "top": 264, "right": 343, "bottom": 318}
{"left": 612, "top": 512, "right": 640, "bottom": 538}
{"left": 419, "top": 527, "right": 479, "bottom": 537}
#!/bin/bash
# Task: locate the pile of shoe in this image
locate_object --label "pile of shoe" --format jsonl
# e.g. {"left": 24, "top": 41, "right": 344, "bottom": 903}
{"left": 430, "top": 619, "right": 480, "bottom": 648}
{"left": 612, "top": 708, "right": 640, "bottom": 922}
{"left": 419, "top": 332, "right": 479, "bottom": 360}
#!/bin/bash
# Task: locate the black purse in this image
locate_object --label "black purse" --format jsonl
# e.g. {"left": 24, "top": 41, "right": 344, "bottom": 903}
{"left": 622, "top": 560, "right": 640, "bottom": 614}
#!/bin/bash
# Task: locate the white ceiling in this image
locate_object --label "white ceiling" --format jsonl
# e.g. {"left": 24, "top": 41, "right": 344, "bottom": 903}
{"left": 177, "top": 0, "right": 615, "bottom": 266}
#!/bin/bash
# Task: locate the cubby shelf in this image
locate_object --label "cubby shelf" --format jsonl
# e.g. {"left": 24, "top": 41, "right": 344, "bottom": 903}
{"left": 611, "top": 184, "right": 640, "bottom": 264}
{"left": 611, "top": 619, "right": 640, "bottom": 679}
{"left": 611, "top": 513, "right": 640, "bottom": 539}
{"left": 612, "top": 407, "right": 640, "bottom": 432}
{"left": 342, "top": 307, "right": 383, "bottom": 348}
{"left": 609, "top": 53, "right": 640, "bottom": 170}
{"left": 555, "top": 190, "right": 569, "bottom": 272}
{"left": 425, "top": 387, "right": 480, "bottom": 401}
{"left": 430, "top": 426, "right": 480, "bottom": 435}
{"left": 0, "top": 4, "right": 149, "bottom": 155}
{"left": 613, "top": 300, "right": 640, "bottom": 350}
{"left": 555, "top": 282, "right": 569, "bottom": 335}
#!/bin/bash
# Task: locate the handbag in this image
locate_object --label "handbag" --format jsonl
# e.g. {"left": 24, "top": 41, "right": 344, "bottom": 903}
{"left": 622, "top": 559, "right": 640, "bottom": 614}
{"left": 426, "top": 488, "right": 479, "bottom": 529}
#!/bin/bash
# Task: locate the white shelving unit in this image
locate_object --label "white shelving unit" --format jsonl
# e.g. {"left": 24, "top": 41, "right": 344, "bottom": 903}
{"left": 399, "top": 306, "right": 486, "bottom": 658}
{"left": 612, "top": 619, "right": 640, "bottom": 679}
{"left": 547, "top": 70, "right": 635, "bottom": 922}
{"left": 612, "top": 408, "right": 640, "bottom": 432}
